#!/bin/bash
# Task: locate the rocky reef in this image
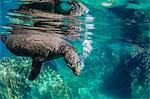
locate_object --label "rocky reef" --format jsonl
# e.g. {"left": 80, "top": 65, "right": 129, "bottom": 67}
{"left": 0, "top": 57, "right": 70, "bottom": 99}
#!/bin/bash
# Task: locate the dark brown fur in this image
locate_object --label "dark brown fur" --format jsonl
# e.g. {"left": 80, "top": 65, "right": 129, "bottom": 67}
{"left": 4, "top": 29, "right": 81, "bottom": 80}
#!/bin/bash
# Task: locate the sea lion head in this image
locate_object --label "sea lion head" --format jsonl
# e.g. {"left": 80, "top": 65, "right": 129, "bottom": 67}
{"left": 67, "top": 59, "right": 81, "bottom": 76}
{"left": 64, "top": 46, "right": 82, "bottom": 76}
{"left": 58, "top": 43, "right": 82, "bottom": 76}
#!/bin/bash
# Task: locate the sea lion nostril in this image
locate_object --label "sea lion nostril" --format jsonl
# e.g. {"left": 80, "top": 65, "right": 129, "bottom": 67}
{"left": 73, "top": 69, "right": 80, "bottom": 75}
{"left": 72, "top": 66, "right": 81, "bottom": 76}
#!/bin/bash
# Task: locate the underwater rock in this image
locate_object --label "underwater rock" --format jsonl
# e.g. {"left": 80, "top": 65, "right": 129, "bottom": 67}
{"left": 101, "top": 49, "right": 150, "bottom": 98}
{"left": 0, "top": 57, "right": 70, "bottom": 99}
{"left": 128, "top": 50, "right": 150, "bottom": 98}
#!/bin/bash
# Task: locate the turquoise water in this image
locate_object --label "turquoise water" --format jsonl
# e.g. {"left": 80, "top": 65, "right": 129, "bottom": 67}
{"left": 0, "top": 0, "right": 149, "bottom": 99}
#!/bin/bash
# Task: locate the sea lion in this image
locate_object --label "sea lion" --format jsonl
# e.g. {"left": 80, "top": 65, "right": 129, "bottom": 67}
{"left": 0, "top": 31, "right": 81, "bottom": 80}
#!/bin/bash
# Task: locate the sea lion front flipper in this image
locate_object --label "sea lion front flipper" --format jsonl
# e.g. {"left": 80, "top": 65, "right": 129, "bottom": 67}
{"left": 28, "top": 57, "right": 44, "bottom": 80}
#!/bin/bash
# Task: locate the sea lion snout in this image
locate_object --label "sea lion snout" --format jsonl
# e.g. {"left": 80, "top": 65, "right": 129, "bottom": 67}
{"left": 72, "top": 67, "right": 81, "bottom": 75}
{"left": 68, "top": 61, "right": 81, "bottom": 76}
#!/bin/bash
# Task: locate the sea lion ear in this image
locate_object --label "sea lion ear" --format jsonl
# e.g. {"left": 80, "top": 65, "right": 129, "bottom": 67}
{"left": 28, "top": 57, "right": 44, "bottom": 80}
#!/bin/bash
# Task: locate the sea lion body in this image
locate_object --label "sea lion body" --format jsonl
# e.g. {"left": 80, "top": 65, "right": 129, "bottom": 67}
{"left": 3, "top": 32, "right": 81, "bottom": 80}
{"left": 6, "top": 33, "right": 62, "bottom": 59}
